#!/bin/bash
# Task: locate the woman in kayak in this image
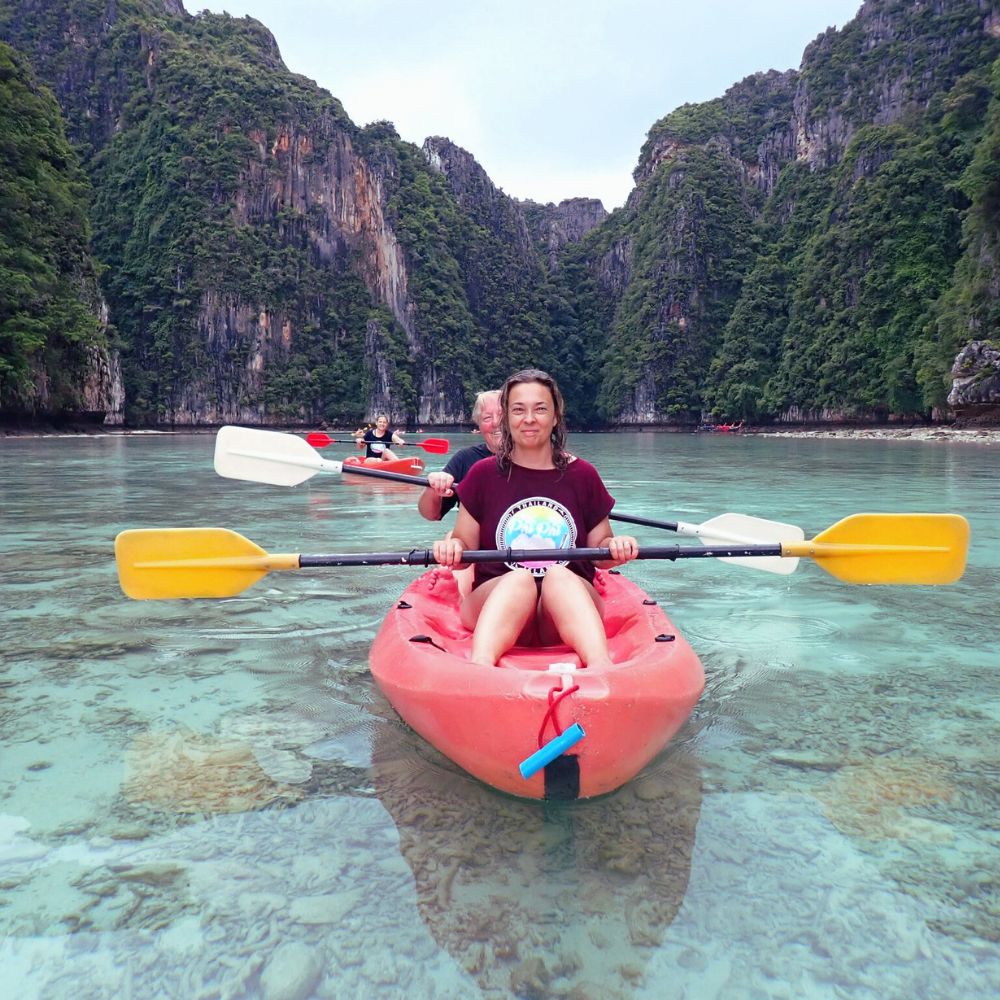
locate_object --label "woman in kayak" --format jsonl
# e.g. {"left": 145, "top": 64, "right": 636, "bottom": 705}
{"left": 433, "top": 369, "right": 639, "bottom": 668}
{"left": 356, "top": 414, "right": 406, "bottom": 461}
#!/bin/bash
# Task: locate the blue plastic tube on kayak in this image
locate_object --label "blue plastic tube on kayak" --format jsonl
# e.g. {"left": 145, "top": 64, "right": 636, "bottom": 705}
{"left": 519, "top": 723, "right": 586, "bottom": 779}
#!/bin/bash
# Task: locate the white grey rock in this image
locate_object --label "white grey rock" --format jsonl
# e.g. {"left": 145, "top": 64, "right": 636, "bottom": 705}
{"left": 259, "top": 941, "right": 324, "bottom": 1000}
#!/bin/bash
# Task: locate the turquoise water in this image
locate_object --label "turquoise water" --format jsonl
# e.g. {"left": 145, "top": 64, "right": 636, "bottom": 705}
{"left": 0, "top": 431, "right": 997, "bottom": 998}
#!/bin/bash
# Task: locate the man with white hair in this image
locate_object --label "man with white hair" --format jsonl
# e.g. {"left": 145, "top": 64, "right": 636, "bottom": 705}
{"left": 418, "top": 390, "right": 501, "bottom": 522}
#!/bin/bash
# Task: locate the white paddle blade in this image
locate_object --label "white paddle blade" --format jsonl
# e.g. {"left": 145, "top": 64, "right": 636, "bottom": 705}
{"left": 214, "top": 426, "right": 341, "bottom": 487}
{"left": 698, "top": 512, "right": 804, "bottom": 575}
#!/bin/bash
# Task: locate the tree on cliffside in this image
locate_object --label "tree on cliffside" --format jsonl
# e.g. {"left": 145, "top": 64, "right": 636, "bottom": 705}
{"left": 917, "top": 58, "right": 1000, "bottom": 409}
{"left": 0, "top": 42, "right": 105, "bottom": 414}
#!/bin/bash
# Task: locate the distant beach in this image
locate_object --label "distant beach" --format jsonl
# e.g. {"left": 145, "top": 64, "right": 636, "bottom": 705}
{"left": 747, "top": 426, "right": 1000, "bottom": 446}
{"left": 3, "top": 424, "right": 1000, "bottom": 445}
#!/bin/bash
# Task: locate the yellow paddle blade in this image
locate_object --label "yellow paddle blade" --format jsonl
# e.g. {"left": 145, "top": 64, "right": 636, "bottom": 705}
{"left": 782, "top": 513, "right": 969, "bottom": 585}
{"left": 115, "top": 528, "right": 299, "bottom": 600}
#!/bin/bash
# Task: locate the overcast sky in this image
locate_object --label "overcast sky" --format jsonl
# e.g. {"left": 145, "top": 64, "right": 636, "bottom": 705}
{"left": 200, "top": 1, "right": 864, "bottom": 209}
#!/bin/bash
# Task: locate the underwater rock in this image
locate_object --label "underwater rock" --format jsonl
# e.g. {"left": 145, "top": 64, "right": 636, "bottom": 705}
{"left": 948, "top": 340, "right": 1000, "bottom": 417}
{"left": 123, "top": 729, "right": 303, "bottom": 814}
{"left": 290, "top": 891, "right": 362, "bottom": 925}
{"left": 259, "top": 941, "right": 323, "bottom": 1000}
{"left": 817, "top": 757, "right": 955, "bottom": 840}
{"left": 509, "top": 956, "right": 552, "bottom": 998}
{"left": 0, "top": 815, "right": 47, "bottom": 863}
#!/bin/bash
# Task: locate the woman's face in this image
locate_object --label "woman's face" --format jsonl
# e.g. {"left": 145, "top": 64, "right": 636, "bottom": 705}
{"left": 375, "top": 416, "right": 389, "bottom": 432}
{"left": 506, "top": 382, "right": 556, "bottom": 448}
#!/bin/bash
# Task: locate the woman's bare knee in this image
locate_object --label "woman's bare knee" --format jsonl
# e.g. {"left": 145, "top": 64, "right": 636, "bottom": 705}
{"left": 460, "top": 568, "right": 536, "bottom": 629}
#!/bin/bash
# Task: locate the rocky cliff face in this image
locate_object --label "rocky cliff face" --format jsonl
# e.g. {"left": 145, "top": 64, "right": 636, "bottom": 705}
{"left": 236, "top": 125, "right": 421, "bottom": 425}
{"left": 145, "top": 119, "right": 428, "bottom": 426}
{"left": 423, "top": 136, "right": 535, "bottom": 256}
{"left": 3, "top": 0, "right": 998, "bottom": 427}
{"left": 239, "top": 128, "right": 415, "bottom": 342}
{"left": 789, "top": 0, "right": 997, "bottom": 174}
{"left": 81, "top": 311, "right": 125, "bottom": 426}
{"left": 948, "top": 341, "right": 1000, "bottom": 422}
{"left": 600, "top": 0, "right": 1000, "bottom": 425}
{"left": 0, "top": 36, "right": 123, "bottom": 424}
{"left": 519, "top": 197, "right": 608, "bottom": 269}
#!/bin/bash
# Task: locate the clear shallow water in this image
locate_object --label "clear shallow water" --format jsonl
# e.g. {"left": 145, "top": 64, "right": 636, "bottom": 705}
{"left": 1, "top": 431, "right": 997, "bottom": 999}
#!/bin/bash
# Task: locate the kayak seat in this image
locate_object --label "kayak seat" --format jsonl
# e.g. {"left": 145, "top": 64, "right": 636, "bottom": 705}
{"left": 408, "top": 566, "right": 647, "bottom": 667}
{"left": 497, "top": 646, "right": 581, "bottom": 670}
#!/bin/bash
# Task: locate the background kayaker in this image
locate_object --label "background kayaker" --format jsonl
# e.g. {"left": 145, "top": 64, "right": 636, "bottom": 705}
{"left": 356, "top": 414, "right": 405, "bottom": 461}
{"left": 418, "top": 389, "right": 501, "bottom": 521}
{"left": 433, "top": 368, "right": 639, "bottom": 668}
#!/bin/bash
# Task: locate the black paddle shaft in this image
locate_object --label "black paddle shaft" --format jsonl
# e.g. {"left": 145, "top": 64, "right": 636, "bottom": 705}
{"left": 340, "top": 465, "right": 430, "bottom": 486}
{"left": 610, "top": 512, "right": 680, "bottom": 531}
{"left": 297, "top": 543, "right": 783, "bottom": 569}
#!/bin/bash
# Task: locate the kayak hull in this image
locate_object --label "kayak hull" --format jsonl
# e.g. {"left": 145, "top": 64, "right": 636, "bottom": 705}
{"left": 369, "top": 569, "right": 705, "bottom": 800}
{"left": 343, "top": 455, "right": 426, "bottom": 477}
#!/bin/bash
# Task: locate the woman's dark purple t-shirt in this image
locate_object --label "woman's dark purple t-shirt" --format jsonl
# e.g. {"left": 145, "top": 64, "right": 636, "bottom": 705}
{"left": 455, "top": 457, "right": 614, "bottom": 587}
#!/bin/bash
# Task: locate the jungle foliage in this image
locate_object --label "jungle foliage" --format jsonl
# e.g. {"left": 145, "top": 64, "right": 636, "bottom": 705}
{"left": 0, "top": 41, "right": 104, "bottom": 412}
{"left": 1, "top": 0, "right": 999, "bottom": 425}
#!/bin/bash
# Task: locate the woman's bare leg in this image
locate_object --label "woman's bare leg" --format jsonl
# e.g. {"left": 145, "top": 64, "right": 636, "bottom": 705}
{"left": 460, "top": 570, "right": 538, "bottom": 666}
{"left": 537, "top": 565, "right": 610, "bottom": 667}
{"left": 381, "top": 448, "right": 399, "bottom": 461}
{"left": 453, "top": 565, "right": 475, "bottom": 600}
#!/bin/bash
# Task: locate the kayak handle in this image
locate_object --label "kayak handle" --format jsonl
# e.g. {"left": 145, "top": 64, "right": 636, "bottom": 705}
{"left": 519, "top": 723, "right": 586, "bottom": 779}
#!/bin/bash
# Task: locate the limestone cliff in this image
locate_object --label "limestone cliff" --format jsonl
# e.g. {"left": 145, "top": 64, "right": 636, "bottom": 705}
{"left": 1, "top": 0, "right": 451, "bottom": 426}
{"left": 0, "top": 39, "right": 123, "bottom": 424}
{"left": 597, "top": 0, "right": 1000, "bottom": 425}
{"left": 423, "top": 136, "right": 535, "bottom": 257}
{"left": 518, "top": 197, "right": 608, "bottom": 270}
{"left": 948, "top": 341, "right": 1000, "bottom": 422}
{"left": 2, "top": 0, "right": 998, "bottom": 428}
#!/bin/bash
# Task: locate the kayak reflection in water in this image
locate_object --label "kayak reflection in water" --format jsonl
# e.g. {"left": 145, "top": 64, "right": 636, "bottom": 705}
{"left": 432, "top": 368, "right": 640, "bottom": 668}
{"left": 370, "top": 713, "right": 703, "bottom": 996}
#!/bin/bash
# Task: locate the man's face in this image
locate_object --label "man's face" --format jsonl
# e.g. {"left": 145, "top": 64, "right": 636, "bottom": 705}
{"left": 477, "top": 401, "right": 502, "bottom": 452}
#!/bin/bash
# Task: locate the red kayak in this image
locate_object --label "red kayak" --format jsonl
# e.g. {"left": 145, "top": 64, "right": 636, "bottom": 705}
{"left": 369, "top": 568, "right": 705, "bottom": 800}
{"left": 342, "top": 455, "right": 426, "bottom": 477}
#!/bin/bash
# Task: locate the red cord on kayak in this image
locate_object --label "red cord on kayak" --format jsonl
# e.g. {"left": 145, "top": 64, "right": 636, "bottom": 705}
{"left": 537, "top": 683, "right": 579, "bottom": 747}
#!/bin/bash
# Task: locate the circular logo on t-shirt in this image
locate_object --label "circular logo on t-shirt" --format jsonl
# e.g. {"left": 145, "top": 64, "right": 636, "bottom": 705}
{"left": 370, "top": 441, "right": 385, "bottom": 454}
{"left": 496, "top": 496, "right": 576, "bottom": 575}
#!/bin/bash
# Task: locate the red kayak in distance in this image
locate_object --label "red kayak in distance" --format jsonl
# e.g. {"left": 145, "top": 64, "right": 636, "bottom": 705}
{"left": 698, "top": 421, "right": 745, "bottom": 433}
{"left": 343, "top": 455, "right": 426, "bottom": 478}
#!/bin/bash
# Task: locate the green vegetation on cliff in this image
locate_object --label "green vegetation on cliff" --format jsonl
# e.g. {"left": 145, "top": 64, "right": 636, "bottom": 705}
{"left": 2, "top": 0, "right": 998, "bottom": 426}
{"left": 917, "top": 59, "right": 1000, "bottom": 407}
{"left": 706, "top": 60, "right": 995, "bottom": 421}
{"left": 600, "top": 142, "right": 757, "bottom": 421}
{"left": 0, "top": 41, "right": 104, "bottom": 412}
